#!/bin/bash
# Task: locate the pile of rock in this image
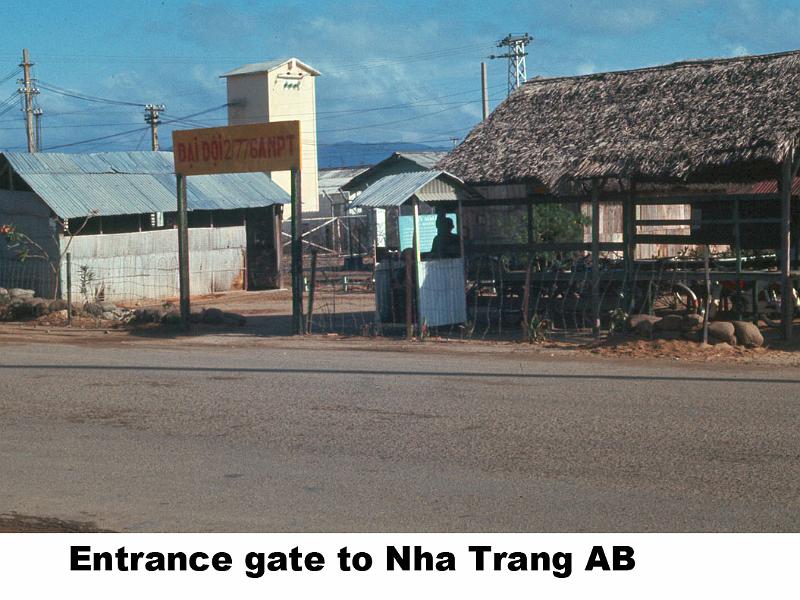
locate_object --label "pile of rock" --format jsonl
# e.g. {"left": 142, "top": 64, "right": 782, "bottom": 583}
{"left": 0, "top": 287, "right": 133, "bottom": 323}
{"left": 626, "top": 313, "right": 764, "bottom": 347}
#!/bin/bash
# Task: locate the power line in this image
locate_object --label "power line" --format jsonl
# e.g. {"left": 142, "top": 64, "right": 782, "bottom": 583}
{"left": 38, "top": 80, "right": 146, "bottom": 107}
{"left": 42, "top": 125, "right": 150, "bottom": 151}
{"left": 39, "top": 103, "right": 230, "bottom": 151}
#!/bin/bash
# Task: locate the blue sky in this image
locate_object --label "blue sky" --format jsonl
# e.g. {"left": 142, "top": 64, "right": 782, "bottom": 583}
{"left": 0, "top": 0, "right": 799, "bottom": 164}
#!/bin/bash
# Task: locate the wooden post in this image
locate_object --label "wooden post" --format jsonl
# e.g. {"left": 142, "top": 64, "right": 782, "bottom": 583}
{"left": 306, "top": 249, "right": 318, "bottom": 334}
{"left": 481, "top": 62, "right": 489, "bottom": 121}
{"left": 404, "top": 248, "right": 414, "bottom": 339}
{"left": 412, "top": 198, "right": 423, "bottom": 335}
{"left": 591, "top": 179, "right": 601, "bottom": 337}
{"left": 176, "top": 173, "right": 190, "bottom": 329}
{"left": 65, "top": 251, "right": 72, "bottom": 326}
{"left": 703, "top": 245, "right": 711, "bottom": 345}
{"left": 780, "top": 153, "right": 793, "bottom": 339}
{"left": 623, "top": 181, "right": 636, "bottom": 312}
{"left": 21, "top": 49, "right": 36, "bottom": 153}
{"left": 291, "top": 168, "right": 304, "bottom": 335}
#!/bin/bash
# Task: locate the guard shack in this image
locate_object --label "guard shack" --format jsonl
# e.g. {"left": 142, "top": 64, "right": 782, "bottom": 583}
{"left": 349, "top": 170, "right": 475, "bottom": 333}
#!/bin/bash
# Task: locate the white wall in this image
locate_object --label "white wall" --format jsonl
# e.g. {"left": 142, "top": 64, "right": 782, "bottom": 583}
{"left": 60, "top": 226, "right": 247, "bottom": 304}
{"left": 225, "top": 60, "right": 319, "bottom": 213}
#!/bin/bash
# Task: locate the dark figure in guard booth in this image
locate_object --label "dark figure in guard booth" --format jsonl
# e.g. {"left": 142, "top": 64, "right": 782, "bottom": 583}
{"left": 430, "top": 216, "right": 460, "bottom": 259}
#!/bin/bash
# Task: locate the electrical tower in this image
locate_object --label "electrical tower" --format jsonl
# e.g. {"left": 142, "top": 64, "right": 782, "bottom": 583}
{"left": 33, "top": 107, "right": 43, "bottom": 151}
{"left": 18, "top": 48, "right": 40, "bottom": 153}
{"left": 490, "top": 33, "right": 533, "bottom": 95}
{"left": 144, "top": 104, "right": 166, "bottom": 151}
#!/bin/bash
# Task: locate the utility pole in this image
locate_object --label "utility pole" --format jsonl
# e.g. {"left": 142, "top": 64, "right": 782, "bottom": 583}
{"left": 144, "top": 104, "right": 166, "bottom": 151}
{"left": 481, "top": 62, "right": 489, "bottom": 120}
{"left": 490, "top": 33, "right": 533, "bottom": 95}
{"left": 19, "top": 48, "right": 39, "bottom": 153}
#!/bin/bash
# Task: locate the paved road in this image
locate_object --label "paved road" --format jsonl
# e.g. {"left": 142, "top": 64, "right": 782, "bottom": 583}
{"left": 1, "top": 338, "right": 799, "bottom": 532}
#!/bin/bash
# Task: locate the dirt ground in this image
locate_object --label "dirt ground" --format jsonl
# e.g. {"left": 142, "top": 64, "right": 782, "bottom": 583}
{"left": 4, "top": 288, "right": 800, "bottom": 368}
{"left": 0, "top": 513, "right": 109, "bottom": 533}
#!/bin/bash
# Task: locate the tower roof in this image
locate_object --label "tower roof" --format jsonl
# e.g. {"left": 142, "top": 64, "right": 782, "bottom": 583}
{"left": 220, "top": 58, "right": 321, "bottom": 78}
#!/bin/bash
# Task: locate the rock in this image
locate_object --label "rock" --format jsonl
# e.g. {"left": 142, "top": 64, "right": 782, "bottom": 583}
{"left": 629, "top": 314, "right": 661, "bottom": 338}
{"left": 656, "top": 330, "right": 681, "bottom": 340}
{"left": 161, "top": 311, "right": 182, "bottom": 326}
{"left": 682, "top": 314, "right": 704, "bottom": 331}
{"left": 133, "top": 308, "right": 163, "bottom": 323}
{"left": 682, "top": 329, "right": 702, "bottom": 342}
{"left": 10, "top": 301, "right": 34, "bottom": 320}
{"left": 627, "top": 314, "right": 660, "bottom": 330}
{"left": 201, "top": 308, "right": 225, "bottom": 324}
{"left": 29, "top": 297, "right": 50, "bottom": 317}
{"left": 733, "top": 321, "right": 764, "bottom": 348}
{"left": 655, "top": 314, "right": 683, "bottom": 332}
{"left": 0, "top": 287, "right": 8, "bottom": 297}
{"left": 634, "top": 318, "right": 659, "bottom": 338}
{"left": 49, "top": 299, "right": 69, "bottom": 312}
{"left": 8, "top": 288, "right": 35, "bottom": 299}
{"left": 708, "top": 321, "right": 736, "bottom": 345}
{"left": 83, "top": 302, "right": 105, "bottom": 317}
{"left": 99, "top": 300, "right": 117, "bottom": 312}
{"left": 222, "top": 311, "right": 247, "bottom": 326}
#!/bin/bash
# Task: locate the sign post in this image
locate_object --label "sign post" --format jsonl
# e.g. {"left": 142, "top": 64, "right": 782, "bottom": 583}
{"left": 290, "top": 168, "right": 304, "bottom": 335}
{"left": 172, "top": 121, "right": 302, "bottom": 333}
{"left": 176, "top": 173, "right": 190, "bottom": 329}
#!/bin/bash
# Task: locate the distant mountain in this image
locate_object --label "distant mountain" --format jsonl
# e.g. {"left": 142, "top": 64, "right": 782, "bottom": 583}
{"left": 318, "top": 141, "right": 451, "bottom": 169}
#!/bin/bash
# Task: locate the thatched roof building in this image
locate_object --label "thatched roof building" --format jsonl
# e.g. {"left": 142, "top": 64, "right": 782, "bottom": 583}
{"left": 438, "top": 50, "right": 800, "bottom": 191}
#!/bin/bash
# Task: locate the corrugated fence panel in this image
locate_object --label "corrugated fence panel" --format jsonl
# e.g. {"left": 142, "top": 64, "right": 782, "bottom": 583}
{"left": 60, "top": 227, "right": 247, "bottom": 303}
{"left": 417, "top": 257, "right": 467, "bottom": 327}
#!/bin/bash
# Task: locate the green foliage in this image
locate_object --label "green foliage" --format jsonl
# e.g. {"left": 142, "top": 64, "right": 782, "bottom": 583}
{"left": 608, "top": 308, "right": 628, "bottom": 333}
{"left": 525, "top": 314, "right": 550, "bottom": 343}
{"left": 1, "top": 224, "right": 47, "bottom": 263}
{"left": 531, "top": 204, "right": 589, "bottom": 245}
{"left": 79, "top": 265, "right": 97, "bottom": 304}
{"left": 489, "top": 204, "right": 589, "bottom": 267}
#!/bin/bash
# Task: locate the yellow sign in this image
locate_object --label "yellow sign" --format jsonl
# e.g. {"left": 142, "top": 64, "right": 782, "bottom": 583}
{"left": 172, "top": 121, "right": 301, "bottom": 176}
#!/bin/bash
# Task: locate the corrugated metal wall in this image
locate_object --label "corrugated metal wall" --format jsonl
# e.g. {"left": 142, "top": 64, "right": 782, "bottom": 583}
{"left": 60, "top": 226, "right": 247, "bottom": 303}
{"left": 417, "top": 257, "right": 467, "bottom": 327}
{"left": 0, "top": 190, "right": 59, "bottom": 297}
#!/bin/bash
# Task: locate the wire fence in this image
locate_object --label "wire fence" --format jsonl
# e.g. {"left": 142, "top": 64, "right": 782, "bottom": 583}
{"left": 290, "top": 247, "right": 793, "bottom": 341}
{"left": 0, "top": 259, "right": 57, "bottom": 298}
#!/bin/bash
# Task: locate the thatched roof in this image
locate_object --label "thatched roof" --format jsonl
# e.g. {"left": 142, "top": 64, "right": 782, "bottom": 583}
{"left": 438, "top": 50, "right": 800, "bottom": 190}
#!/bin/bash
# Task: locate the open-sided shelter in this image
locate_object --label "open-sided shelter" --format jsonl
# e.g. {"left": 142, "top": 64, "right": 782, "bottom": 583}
{"left": 438, "top": 49, "right": 800, "bottom": 337}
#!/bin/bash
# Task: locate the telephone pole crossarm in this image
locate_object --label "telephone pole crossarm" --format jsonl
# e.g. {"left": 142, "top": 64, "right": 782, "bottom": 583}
{"left": 144, "top": 104, "right": 166, "bottom": 151}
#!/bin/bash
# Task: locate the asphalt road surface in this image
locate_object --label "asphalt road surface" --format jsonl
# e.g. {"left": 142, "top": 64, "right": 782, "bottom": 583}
{"left": 1, "top": 337, "right": 799, "bottom": 532}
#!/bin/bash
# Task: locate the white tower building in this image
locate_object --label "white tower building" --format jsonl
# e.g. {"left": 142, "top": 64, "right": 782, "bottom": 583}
{"left": 222, "top": 58, "right": 321, "bottom": 212}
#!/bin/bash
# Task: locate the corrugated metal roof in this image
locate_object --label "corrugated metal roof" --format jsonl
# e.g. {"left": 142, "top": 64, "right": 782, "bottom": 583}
{"left": 318, "top": 166, "right": 370, "bottom": 195}
{"left": 397, "top": 151, "right": 449, "bottom": 169}
{"left": 341, "top": 151, "right": 450, "bottom": 192}
{"left": 3, "top": 151, "right": 289, "bottom": 219}
{"left": 349, "top": 171, "right": 467, "bottom": 207}
{"left": 220, "top": 57, "right": 321, "bottom": 78}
